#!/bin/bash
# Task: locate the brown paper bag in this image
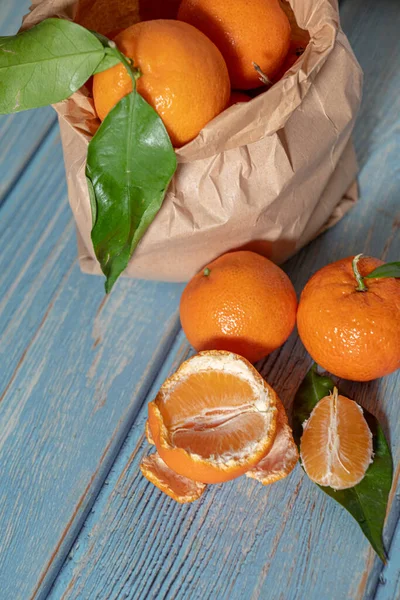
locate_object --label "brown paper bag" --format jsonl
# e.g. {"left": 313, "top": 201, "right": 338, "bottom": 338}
{"left": 22, "top": 0, "right": 362, "bottom": 282}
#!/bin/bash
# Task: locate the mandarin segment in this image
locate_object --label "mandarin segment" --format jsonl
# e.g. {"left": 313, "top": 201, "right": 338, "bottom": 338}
{"left": 178, "top": 0, "right": 291, "bottom": 89}
{"left": 140, "top": 452, "right": 206, "bottom": 503}
{"left": 179, "top": 251, "right": 297, "bottom": 364}
{"left": 297, "top": 256, "right": 400, "bottom": 381}
{"left": 148, "top": 351, "right": 278, "bottom": 484}
{"left": 300, "top": 389, "right": 373, "bottom": 490}
{"left": 246, "top": 398, "right": 298, "bottom": 485}
{"left": 92, "top": 20, "right": 230, "bottom": 147}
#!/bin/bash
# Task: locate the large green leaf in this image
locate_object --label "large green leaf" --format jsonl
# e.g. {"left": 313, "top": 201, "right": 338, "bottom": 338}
{"left": 0, "top": 18, "right": 106, "bottom": 113}
{"left": 87, "top": 87, "right": 177, "bottom": 293}
{"left": 292, "top": 365, "right": 393, "bottom": 562}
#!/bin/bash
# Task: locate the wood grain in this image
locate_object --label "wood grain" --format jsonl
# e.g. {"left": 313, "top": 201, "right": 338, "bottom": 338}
{"left": 0, "top": 207, "right": 184, "bottom": 599}
{"left": 1, "top": 0, "right": 399, "bottom": 599}
{"left": 0, "top": 131, "right": 76, "bottom": 400}
{"left": 1, "top": 0, "right": 32, "bottom": 34}
{"left": 375, "top": 518, "right": 400, "bottom": 600}
{"left": 0, "top": 0, "right": 57, "bottom": 206}
{"left": 48, "top": 1, "right": 400, "bottom": 598}
{"left": 0, "top": 14, "right": 184, "bottom": 597}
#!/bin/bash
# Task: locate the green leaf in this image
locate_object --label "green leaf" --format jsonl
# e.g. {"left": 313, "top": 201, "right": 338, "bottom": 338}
{"left": 0, "top": 18, "right": 106, "bottom": 114}
{"left": 86, "top": 177, "right": 97, "bottom": 226}
{"left": 87, "top": 88, "right": 177, "bottom": 293}
{"left": 365, "top": 261, "right": 400, "bottom": 280}
{"left": 292, "top": 365, "right": 393, "bottom": 562}
{"left": 90, "top": 32, "right": 122, "bottom": 74}
{"left": 93, "top": 49, "right": 121, "bottom": 74}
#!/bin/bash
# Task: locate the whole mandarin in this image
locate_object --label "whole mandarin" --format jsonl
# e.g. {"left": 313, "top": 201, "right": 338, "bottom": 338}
{"left": 178, "top": 0, "right": 291, "bottom": 89}
{"left": 93, "top": 20, "right": 230, "bottom": 147}
{"left": 180, "top": 251, "right": 298, "bottom": 363}
{"left": 297, "top": 256, "right": 400, "bottom": 381}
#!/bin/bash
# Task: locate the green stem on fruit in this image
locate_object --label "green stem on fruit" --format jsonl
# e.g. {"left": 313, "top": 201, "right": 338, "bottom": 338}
{"left": 352, "top": 253, "right": 368, "bottom": 292}
{"left": 253, "top": 62, "right": 272, "bottom": 87}
{"left": 203, "top": 267, "right": 211, "bottom": 277}
{"left": 107, "top": 41, "right": 141, "bottom": 87}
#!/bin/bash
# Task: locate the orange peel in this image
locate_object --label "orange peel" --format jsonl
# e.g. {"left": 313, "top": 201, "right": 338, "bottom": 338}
{"left": 145, "top": 420, "right": 154, "bottom": 445}
{"left": 148, "top": 351, "right": 278, "bottom": 484}
{"left": 246, "top": 398, "right": 298, "bottom": 485}
{"left": 140, "top": 452, "right": 206, "bottom": 503}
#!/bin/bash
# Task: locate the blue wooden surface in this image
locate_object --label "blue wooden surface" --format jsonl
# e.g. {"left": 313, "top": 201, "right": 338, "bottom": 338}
{"left": 375, "top": 517, "right": 400, "bottom": 600}
{"left": 0, "top": 0, "right": 399, "bottom": 599}
{"left": 0, "top": 0, "right": 57, "bottom": 205}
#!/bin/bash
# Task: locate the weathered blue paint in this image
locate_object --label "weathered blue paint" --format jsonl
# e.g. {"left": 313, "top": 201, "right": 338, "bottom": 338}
{"left": 0, "top": 0, "right": 399, "bottom": 599}
{"left": 1, "top": 0, "right": 33, "bottom": 35}
{"left": 0, "top": 0, "right": 57, "bottom": 204}
{"left": 0, "top": 11, "right": 185, "bottom": 597}
{"left": 375, "top": 517, "right": 400, "bottom": 600}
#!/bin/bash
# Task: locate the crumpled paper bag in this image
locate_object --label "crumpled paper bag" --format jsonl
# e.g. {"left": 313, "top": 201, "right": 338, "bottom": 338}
{"left": 22, "top": 0, "right": 362, "bottom": 281}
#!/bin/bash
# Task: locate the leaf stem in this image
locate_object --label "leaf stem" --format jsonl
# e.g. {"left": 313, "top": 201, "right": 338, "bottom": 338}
{"left": 203, "top": 267, "right": 211, "bottom": 277}
{"left": 352, "top": 254, "right": 368, "bottom": 292}
{"left": 107, "top": 40, "right": 141, "bottom": 88}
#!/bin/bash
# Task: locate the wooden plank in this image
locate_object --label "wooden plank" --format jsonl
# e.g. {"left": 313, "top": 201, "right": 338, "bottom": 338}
{"left": 340, "top": 0, "right": 400, "bottom": 171}
{"left": 48, "top": 0, "right": 400, "bottom": 598}
{"left": 0, "top": 129, "right": 76, "bottom": 396}
{"left": 375, "top": 518, "right": 400, "bottom": 600}
{"left": 0, "top": 3, "right": 186, "bottom": 598}
{"left": 1, "top": 0, "right": 32, "bottom": 35}
{"left": 0, "top": 130, "right": 186, "bottom": 599}
{"left": 0, "top": 0, "right": 57, "bottom": 206}
{"left": 0, "top": 109, "right": 56, "bottom": 206}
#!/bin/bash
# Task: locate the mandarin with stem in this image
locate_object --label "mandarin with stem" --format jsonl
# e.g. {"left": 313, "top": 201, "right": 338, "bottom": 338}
{"left": 93, "top": 20, "right": 230, "bottom": 147}
{"left": 180, "top": 251, "right": 297, "bottom": 364}
{"left": 297, "top": 255, "right": 400, "bottom": 381}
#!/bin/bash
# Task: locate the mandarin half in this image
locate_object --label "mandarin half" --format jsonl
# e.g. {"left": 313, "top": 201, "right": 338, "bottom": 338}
{"left": 147, "top": 351, "right": 279, "bottom": 483}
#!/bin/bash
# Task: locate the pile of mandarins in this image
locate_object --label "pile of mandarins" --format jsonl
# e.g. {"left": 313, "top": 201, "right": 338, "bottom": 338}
{"left": 141, "top": 251, "right": 400, "bottom": 502}
{"left": 83, "top": 0, "right": 309, "bottom": 147}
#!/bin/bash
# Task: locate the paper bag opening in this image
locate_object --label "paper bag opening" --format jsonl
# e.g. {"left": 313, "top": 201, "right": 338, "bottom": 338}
{"left": 22, "top": 0, "right": 363, "bottom": 281}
